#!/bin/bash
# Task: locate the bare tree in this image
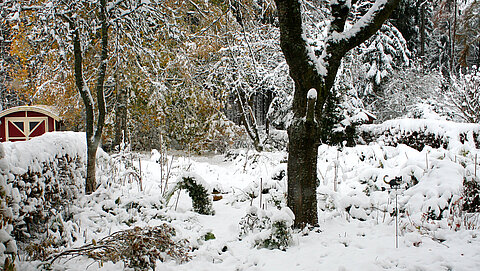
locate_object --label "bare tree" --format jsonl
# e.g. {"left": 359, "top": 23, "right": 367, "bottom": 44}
{"left": 274, "top": 0, "right": 400, "bottom": 227}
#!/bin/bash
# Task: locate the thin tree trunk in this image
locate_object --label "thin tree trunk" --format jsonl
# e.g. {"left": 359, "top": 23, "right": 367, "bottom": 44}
{"left": 451, "top": 0, "right": 457, "bottom": 74}
{"left": 85, "top": 146, "right": 97, "bottom": 193}
{"left": 114, "top": 84, "right": 128, "bottom": 147}
{"left": 420, "top": 1, "right": 426, "bottom": 56}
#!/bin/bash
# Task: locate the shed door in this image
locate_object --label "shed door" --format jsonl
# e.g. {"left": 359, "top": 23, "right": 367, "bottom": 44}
{"left": 5, "top": 117, "right": 48, "bottom": 141}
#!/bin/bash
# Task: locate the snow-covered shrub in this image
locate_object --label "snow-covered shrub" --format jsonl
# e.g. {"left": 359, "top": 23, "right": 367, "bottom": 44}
{"left": 165, "top": 174, "right": 214, "bottom": 215}
{"left": 447, "top": 195, "right": 480, "bottom": 231}
{"left": 259, "top": 209, "right": 294, "bottom": 250}
{"left": 50, "top": 224, "right": 191, "bottom": 270}
{"left": 0, "top": 179, "right": 16, "bottom": 270}
{"left": 0, "top": 132, "right": 90, "bottom": 266}
{"left": 462, "top": 177, "right": 480, "bottom": 213}
{"left": 239, "top": 206, "right": 294, "bottom": 250}
{"left": 359, "top": 119, "right": 480, "bottom": 151}
{"left": 239, "top": 206, "right": 270, "bottom": 237}
{"left": 107, "top": 141, "right": 142, "bottom": 189}
{"left": 10, "top": 154, "right": 84, "bottom": 241}
{"left": 232, "top": 166, "right": 287, "bottom": 207}
{"left": 262, "top": 129, "right": 288, "bottom": 151}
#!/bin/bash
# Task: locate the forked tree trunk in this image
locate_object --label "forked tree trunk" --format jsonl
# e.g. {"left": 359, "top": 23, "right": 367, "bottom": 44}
{"left": 274, "top": 0, "right": 400, "bottom": 228}
{"left": 67, "top": 0, "right": 109, "bottom": 194}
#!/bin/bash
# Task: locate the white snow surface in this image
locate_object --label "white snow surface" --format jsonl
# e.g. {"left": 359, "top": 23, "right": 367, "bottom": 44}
{"left": 2, "top": 127, "right": 479, "bottom": 271}
{"left": 1, "top": 131, "right": 87, "bottom": 174}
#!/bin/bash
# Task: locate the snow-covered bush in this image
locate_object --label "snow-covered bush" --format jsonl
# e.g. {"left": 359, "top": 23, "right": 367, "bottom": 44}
{"left": 107, "top": 141, "right": 142, "bottom": 189}
{"left": 239, "top": 206, "right": 294, "bottom": 250}
{"left": 165, "top": 174, "right": 214, "bottom": 215}
{"left": 1, "top": 133, "right": 86, "bottom": 242}
{"left": 239, "top": 206, "right": 270, "bottom": 237}
{"left": 0, "top": 132, "right": 92, "bottom": 266}
{"left": 359, "top": 119, "right": 480, "bottom": 151}
{"left": 462, "top": 176, "right": 480, "bottom": 213}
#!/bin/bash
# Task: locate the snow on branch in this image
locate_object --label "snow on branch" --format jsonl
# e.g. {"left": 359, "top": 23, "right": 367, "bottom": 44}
{"left": 328, "top": 0, "right": 401, "bottom": 53}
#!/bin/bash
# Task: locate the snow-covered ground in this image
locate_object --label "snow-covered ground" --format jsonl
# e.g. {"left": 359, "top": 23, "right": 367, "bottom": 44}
{"left": 1, "top": 124, "right": 480, "bottom": 271}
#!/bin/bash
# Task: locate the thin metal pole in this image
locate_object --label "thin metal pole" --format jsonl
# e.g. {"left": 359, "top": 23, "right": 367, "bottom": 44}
{"left": 425, "top": 152, "right": 428, "bottom": 170}
{"left": 395, "top": 186, "right": 398, "bottom": 249}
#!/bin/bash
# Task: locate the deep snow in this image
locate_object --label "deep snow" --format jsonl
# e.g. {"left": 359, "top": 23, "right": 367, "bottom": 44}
{"left": 1, "top": 122, "right": 479, "bottom": 270}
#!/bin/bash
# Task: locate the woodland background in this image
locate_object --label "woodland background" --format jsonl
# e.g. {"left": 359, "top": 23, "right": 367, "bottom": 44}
{"left": 1, "top": 0, "right": 478, "bottom": 153}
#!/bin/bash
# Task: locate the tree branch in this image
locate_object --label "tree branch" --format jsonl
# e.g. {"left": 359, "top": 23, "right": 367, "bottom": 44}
{"left": 323, "top": 0, "right": 401, "bottom": 92}
{"left": 329, "top": 0, "right": 401, "bottom": 53}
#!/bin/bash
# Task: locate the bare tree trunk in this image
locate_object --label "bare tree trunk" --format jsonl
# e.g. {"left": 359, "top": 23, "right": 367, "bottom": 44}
{"left": 68, "top": 0, "right": 109, "bottom": 194}
{"left": 85, "top": 145, "right": 97, "bottom": 193}
{"left": 451, "top": 0, "right": 457, "bottom": 74}
{"left": 114, "top": 84, "right": 128, "bottom": 147}
{"left": 420, "top": 1, "right": 426, "bottom": 56}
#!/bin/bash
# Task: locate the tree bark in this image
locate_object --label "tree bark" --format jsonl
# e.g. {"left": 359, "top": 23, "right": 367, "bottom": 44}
{"left": 114, "top": 83, "right": 128, "bottom": 148}
{"left": 420, "top": 1, "right": 426, "bottom": 56}
{"left": 69, "top": 0, "right": 109, "bottom": 194}
{"left": 274, "top": 0, "right": 400, "bottom": 228}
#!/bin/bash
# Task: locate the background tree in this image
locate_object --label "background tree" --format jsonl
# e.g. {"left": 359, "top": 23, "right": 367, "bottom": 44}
{"left": 274, "top": 0, "right": 400, "bottom": 227}
{"left": 207, "top": 0, "right": 291, "bottom": 151}
{"left": 11, "top": 0, "right": 166, "bottom": 194}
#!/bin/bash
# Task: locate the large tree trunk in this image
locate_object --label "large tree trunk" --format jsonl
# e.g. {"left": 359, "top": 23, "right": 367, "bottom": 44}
{"left": 275, "top": 0, "right": 400, "bottom": 228}
{"left": 275, "top": 0, "right": 325, "bottom": 228}
{"left": 287, "top": 108, "right": 320, "bottom": 227}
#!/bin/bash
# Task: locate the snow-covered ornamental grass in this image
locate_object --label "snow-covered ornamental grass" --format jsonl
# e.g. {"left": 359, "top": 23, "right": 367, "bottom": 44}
{"left": 0, "top": 132, "right": 87, "bottom": 267}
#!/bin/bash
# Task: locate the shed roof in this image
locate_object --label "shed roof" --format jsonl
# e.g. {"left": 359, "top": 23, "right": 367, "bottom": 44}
{"left": 0, "top": 105, "right": 60, "bottom": 121}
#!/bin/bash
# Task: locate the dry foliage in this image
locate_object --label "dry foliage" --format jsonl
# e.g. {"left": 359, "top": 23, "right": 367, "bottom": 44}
{"left": 49, "top": 224, "right": 191, "bottom": 270}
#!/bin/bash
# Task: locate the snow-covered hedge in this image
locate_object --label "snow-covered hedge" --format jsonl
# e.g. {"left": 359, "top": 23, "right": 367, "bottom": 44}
{"left": 359, "top": 119, "right": 480, "bottom": 150}
{"left": 0, "top": 132, "right": 87, "bottom": 263}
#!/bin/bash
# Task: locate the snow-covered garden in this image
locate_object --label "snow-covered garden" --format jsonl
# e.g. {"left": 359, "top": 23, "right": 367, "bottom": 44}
{"left": 2, "top": 0, "right": 480, "bottom": 270}
{"left": 1, "top": 118, "right": 480, "bottom": 270}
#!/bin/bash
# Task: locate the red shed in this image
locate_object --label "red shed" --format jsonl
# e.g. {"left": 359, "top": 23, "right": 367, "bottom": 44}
{"left": 0, "top": 105, "right": 60, "bottom": 142}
